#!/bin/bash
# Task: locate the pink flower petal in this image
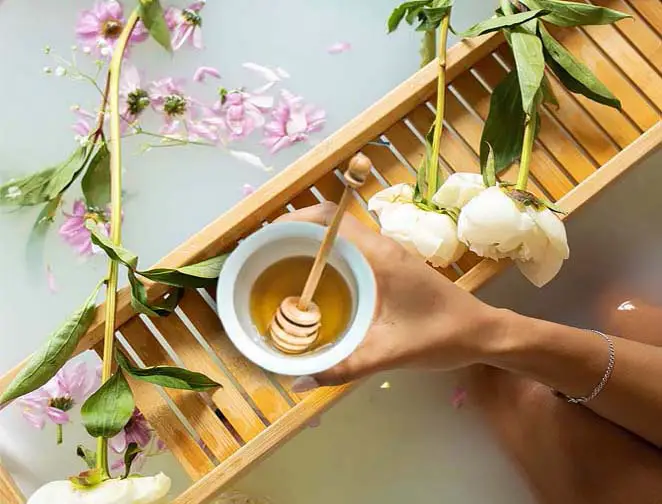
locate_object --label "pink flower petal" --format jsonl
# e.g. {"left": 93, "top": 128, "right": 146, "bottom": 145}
{"left": 46, "top": 265, "right": 57, "bottom": 294}
{"left": 327, "top": 41, "right": 352, "bottom": 55}
{"left": 110, "top": 432, "right": 127, "bottom": 454}
{"left": 21, "top": 409, "right": 46, "bottom": 430}
{"left": 193, "top": 66, "right": 221, "bottom": 83}
{"left": 242, "top": 62, "right": 281, "bottom": 83}
{"left": 229, "top": 150, "right": 272, "bottom": 171}
{"left": 46, "top": 407, "right": 70, "bottom": 425}
{"left": 451, "top": 386, "right": 467, "bottom": 409}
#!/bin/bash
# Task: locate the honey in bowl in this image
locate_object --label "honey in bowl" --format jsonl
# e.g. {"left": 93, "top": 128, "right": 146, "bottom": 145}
{"left": 249, "top": 256, "right": 353, "bottom": 352}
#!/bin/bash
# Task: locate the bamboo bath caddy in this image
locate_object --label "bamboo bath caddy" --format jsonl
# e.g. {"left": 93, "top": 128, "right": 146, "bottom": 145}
{"left": 1, "top": 1, "right": 660, "bottom": 500}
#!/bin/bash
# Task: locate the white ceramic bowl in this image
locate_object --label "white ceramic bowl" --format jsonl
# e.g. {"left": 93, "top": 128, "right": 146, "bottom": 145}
{"left": 216, "top": 222, "right": 376, "bottom": 376}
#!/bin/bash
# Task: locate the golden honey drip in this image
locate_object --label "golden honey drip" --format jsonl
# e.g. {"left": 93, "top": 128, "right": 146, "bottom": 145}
{"left": 250, "top": 256, "right": 352, "bottom": 352}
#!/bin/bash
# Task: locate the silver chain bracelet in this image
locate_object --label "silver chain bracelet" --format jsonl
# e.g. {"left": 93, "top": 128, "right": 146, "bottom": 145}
{"left": 559, "top": 330, "right": 616, "bottom": 405}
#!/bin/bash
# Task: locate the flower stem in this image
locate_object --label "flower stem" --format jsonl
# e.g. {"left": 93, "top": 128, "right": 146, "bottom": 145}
{"left": 96, "top": 9, "right": 140, "bottom": 479}
{"left": 426, "top": 13, "right": 451, "bottom": 203}
{"left": 516, "top": 108, "right": 537, "bottom": 191}
{"left": 56, "top": 424, "right": 63, "bottom": 445}
{"left": 420, "top": 30, "right": 437, "bottom": 68}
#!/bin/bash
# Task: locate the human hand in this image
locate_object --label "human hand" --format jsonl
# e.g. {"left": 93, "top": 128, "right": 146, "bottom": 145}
{"left": 275, "top": 204, "right": 505, "bottom": 391}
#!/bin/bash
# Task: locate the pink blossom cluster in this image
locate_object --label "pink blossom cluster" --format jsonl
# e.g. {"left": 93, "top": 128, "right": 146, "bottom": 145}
{"left": 76, "top": 0, "right": 205, "bottom": 57}
{"left": 62, "top": 0, "right": 327, "bottom": 257}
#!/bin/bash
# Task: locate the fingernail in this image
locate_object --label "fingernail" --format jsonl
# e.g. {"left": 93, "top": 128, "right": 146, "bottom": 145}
{"left": 292, "top": 375, "right": 320, "bottom": 393}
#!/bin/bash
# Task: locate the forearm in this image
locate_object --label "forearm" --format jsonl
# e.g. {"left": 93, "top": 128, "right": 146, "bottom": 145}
{"left": 482, "top": 310, "right": 662, "bottom": 447}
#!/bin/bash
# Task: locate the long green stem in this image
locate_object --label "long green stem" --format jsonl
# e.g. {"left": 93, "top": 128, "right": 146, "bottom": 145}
{"left": 516, "top": 108, "right": 537, "bottom": 191}
{"left": 420, "top": 30, "right": 436, "bottom": 68}
{"left": 96, "top": 9, "right": 140, "bottom": 478}
{"left": 426, "top": 13, "right": 450, "bottom": 203}
{"left": 56, "top": 424, "right": 63, "bottom": 445}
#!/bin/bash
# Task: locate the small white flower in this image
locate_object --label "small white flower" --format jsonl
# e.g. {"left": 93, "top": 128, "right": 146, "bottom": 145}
{"left": 82, "top": 47, "right": 92, "bottom": 55}
{"left": 54, "top": 66, "right": 67, "bottom": 77}
{"left": 71, "top": 45, "right": 78, "bottom": 52}
{"left": 27, "top": 473, "right": 171, "bottom": 504}
{"left": 43, "top": 45, "right": 51, "bottom": 54}
{"left": 368, "top": 185, "right": 466, "bottom": 268}
{"left": 432, "top": 172, "right": 486, "bottom": 209}
{"left": 43, "top": 66, "right": 53, "bottom": 75}
{"left": 457, "top": 186, "right": 569, "bottom": 287}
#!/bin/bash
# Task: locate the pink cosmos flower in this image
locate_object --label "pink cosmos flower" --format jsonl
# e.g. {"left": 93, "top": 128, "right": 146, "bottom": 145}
{"left": 110, "top": 409, "right": 152, "bottom": 454}
{"left": 110, "top": 409, "right": 167, "bottom": 474}
{"left": 17, "top": 360, "right": 99, "bottom": 431}
{"left": 119, "top": 63, "right": 150, "bottom": 127}
{"left": 149, "top": 77, "right": 219, "bottom": 142}
{"left": 76, "top": 0, "right": 148, "bottom": 58}
{"left": 262, "top": 90, "right": 326, "bottom": 154}
{"left": 59, "top": 200, "right": 110, "bottom": 256}
{"left": 71, "top": 107, "right": 97, "bottom": 144}
{"left": 213, "top": 91, "right": 273, "bottom": 141}
{"left": 166, "top": 1, "right": 205, "bottom": 51}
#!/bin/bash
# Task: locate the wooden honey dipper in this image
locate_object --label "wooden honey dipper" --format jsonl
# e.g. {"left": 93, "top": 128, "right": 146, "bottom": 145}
{"left": 269, "top": 153, "right": 372, "bottom": 354}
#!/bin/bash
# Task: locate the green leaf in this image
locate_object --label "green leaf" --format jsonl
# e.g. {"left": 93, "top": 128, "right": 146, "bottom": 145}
{"left": 139, "top": 0, "right": 173, "bottom": 52}
{"left": 26, "top": 195, "right": 63, "bottom": 266}
{"left": 387, "top": 0, "right": 428, "bottom": 33}
{"left": 45, "top": 146, "right": 89, "bottom": 199}
{"left": 76, "top": 445, "right": 97, "bottom": 470}
{"left": 541, "top": 74, "right": 559, "bottom": 109}
{"left": 122, "top": 443, "right": 142, "bottom": 479}
{"left": 82, "top": 143, "right": 111, "bottom": 210}
{"left": 457, "top": 9, "right": 548, "bottom": 37}
{"left": 416, "top": 1, "right": 453, "bottom": 31}
{"left": 511, "top": 20, "right": 545, "bottom": 114}
{"left": 116, "top": 351, "right": 221, "bottom": 391}
{"left": 480, "top": 71, "right": 525, "bottom": 174}
{"left": 81, "top": 370, "right": 135, "bottom": 438}
{"left": 522, "top": 0, "right": 631, "bottom": 27}
{"left": 87, "top": 223, "right": 139, "bottom": 270}
{"left": 69, "top": 468, "right": 106, "bottom": 490}
{"left": 539, "top": 24, "right": 620, "bottom": 109}
{"left": 137, "top": 255, "right": 228, "bottom": 288}
{"left": 128, "top": 270, "right": 183, "bottom": 317}
{"left": 482, "top": 143, "right": 497, "bottom": 187}
{"left": 0, "top": 168, "right": 56, "bottom": 207}
{"left": 0, "top": 283, "right": 102, "bottom": 405}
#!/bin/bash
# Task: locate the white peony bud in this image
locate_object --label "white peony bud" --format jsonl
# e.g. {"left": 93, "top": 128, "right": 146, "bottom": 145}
{"left": 457, "top": 186, "right": 569, "bottom": 287}
{"left": 367, "top": 183, "right": 415, "bottom": 216}
{"left": 27, "top": 473, "right": 171, "bottom": 504}
{"left": 369, "top": 191, "right": 466, "bottom": 268}
{"left": 431, "top": 172, "right": 486, "bottom": 209}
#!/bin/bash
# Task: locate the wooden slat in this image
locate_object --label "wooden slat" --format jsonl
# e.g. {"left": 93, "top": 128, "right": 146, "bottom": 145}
{"left": 172, "top": 385, "right": 353, "bottom": 504}
{"left": 0, "top": 463, "right": 23, "bottom": 504}
{"left": 289, "top": 189, "right": 320, "bottom": 209}
{"left": 548, "top": 25, "right": 658, "bottom": 132}
{"left": 361, "top": 142, "right": 416, "bottom": 186}
{"left": 0, "top": 35, "right": 507, "bottom": 398}
{"left": 177, "top": 291, "right": 292, "bottom": 423}
{"left": 591, "top": 0, "right": 662, "bottom": 72}
{"left": 579, "top": 22, "right": 662, "bottom": 111}
{"left": 452, "top": 66, "right": 617, "bottom": 169}
{"left": 150, "top": 312, "right": 266, "bottom": 443}
{"left": 383, "top": 121, "right": 428, "bottom": 175}
{"left": 494, "top": 45, "right": 639, "bottom": 152}
{"left": 120, "top": 317, "right": 240, "bottom": 460}
{"left": 124, "top": 372, "right": 215, "bottom": 480}
{"left": 626, "top": 0, "right": 662, "bottom": 36}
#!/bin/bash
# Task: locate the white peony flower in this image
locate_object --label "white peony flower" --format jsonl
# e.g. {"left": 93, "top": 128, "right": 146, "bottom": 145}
{"left": 27, "top": 473, "right": 171, "bottom": 504}
{"left": 431, "top": 172, "right": 486, "bottom": 209}
{"left": 457, "top": 186, "right": 569, "bottom": 287}
{"left": 368, "top": 185, "right": 466, "bottom": 268}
